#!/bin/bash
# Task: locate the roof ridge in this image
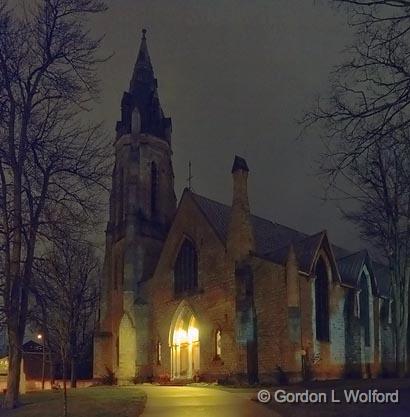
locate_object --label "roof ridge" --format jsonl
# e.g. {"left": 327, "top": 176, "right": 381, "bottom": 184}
{"left": 273, "top": 222, "right": 308, "bottom": 237}
{"left": 265, "top": 230, "right": 321, "bottom": 256}
{"left": 300, "top": 230, "right": 325, "bottom": 240}
{"left": 336, "top": 249, "right": 367, "bottom": 261}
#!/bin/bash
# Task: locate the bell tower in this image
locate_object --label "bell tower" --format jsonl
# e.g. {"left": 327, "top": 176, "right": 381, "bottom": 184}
{"left": 114, "top": 28, "right": 176, "bottom": 233}
{"left": 94, "top": 29, "right": 176, "bottom": 381}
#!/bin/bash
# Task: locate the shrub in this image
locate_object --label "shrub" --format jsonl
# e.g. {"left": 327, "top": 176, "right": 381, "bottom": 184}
{"left": 101, "top": 367, "right": 117, "bottom": 385}
{"left": 276, "top": 365, "right": 289, "bottom": 385}
{"left": 156, "top": 374, "right": 171, "bottom": 384}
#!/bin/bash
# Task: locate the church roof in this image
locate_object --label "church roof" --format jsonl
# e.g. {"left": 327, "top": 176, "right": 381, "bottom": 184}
{"left": 336, "top": 250, "right": 381, "bottom": 294}
{"left": 191, "top": 191, "right": 306, "bottom": 255}
{"left": 267, "top": 231, "right": 324, "bottom": 271}
{"left": 190, "top": 191, "right": 390, "bottom": 297}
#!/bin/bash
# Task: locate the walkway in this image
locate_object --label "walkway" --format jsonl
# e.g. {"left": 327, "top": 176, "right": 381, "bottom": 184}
{"left": 140, "top": 385, "right": 279, "bottom": 417}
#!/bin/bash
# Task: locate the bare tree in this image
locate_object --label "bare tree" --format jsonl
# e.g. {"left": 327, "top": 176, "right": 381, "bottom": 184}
{"left": 31, "top": 236, "right": 99, "bottom": 416}
{"left": 307, "top": 0, "right": 410, "bottom": 168}
{"left": 0, "top": 0, "right": 109, "bottom": 408}
{"left": 335, "top": 1, "right": 410, "bottom": 7}
{"left": 303, "top": 0, "right": 410, "bottom": 375}
{"left": 336, "top": 131, "right": 409, "bottom": 375}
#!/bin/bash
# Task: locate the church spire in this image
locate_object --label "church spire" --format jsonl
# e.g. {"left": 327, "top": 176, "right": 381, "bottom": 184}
{"left": 129, "top": 29, "right": 154, "bottom": 91}
{"left": 116, "top": 29, "right": 172, "bottom": 141}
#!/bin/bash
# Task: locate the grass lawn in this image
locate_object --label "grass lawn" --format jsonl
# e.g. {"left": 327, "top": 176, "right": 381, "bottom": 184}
{"left": 0, "top": 386, "right": 146, "bottom": 417}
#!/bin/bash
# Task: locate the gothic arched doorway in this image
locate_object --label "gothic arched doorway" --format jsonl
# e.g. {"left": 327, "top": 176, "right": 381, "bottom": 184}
{"left": 169, "top": 302, "right": 200, "bottom": 380}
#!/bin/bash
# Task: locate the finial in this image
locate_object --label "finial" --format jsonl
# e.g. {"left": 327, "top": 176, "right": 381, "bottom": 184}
{"left": 142, "top": 28, "right": 147, "bottom": 40}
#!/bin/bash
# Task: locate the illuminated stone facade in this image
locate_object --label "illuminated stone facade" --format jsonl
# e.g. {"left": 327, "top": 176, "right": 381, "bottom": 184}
{"left": 94, "top": 31, "right": 394, "bottom": 384}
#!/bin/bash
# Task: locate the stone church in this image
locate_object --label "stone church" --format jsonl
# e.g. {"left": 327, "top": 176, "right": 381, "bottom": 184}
{"left": 94, "top": 30, "right": 395, "bottom": 384}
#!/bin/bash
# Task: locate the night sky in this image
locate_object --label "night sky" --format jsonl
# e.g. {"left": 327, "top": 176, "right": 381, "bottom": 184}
{"left": 92, "top": 0, "right": 362, "bottom": 252}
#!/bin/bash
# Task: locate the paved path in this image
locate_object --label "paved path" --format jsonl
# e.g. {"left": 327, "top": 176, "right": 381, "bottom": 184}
{"left": 139, "top": 385, "right": 280, "bottom": 417}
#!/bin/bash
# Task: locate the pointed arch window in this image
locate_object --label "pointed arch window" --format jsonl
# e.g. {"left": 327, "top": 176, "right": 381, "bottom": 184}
{"left": 156, "top": 341, "right": 162, "bottom": 365}
{"left": 215, "top": 329, "right": 222, "bottom": 359}
{"left": 131, "top": 107, "right": 141, "bottom": 134}
{"left": 151, "top": 161, "right": 158, "bottom": 216}
{"left": 359, "top": 273, "right": 371, "bottom": 346}
{"left": 174, "top": 239, "right": 198, "bottom": 294}
{"left": 315, "top": 257, "right": 330, "bottom": 341}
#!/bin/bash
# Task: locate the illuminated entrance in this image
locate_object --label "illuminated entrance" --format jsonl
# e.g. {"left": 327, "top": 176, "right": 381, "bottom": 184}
{"left": 169, "top": 302, "right": 200, "bottom": 379}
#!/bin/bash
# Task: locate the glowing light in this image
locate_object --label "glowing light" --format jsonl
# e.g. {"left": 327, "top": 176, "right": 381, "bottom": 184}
{"left": 173, "top": 327, "right": 199, "bottom": 344}
{"left": 188, "top": 327, "right": 199, "bottom": 343}
{"left": 37, "top": 334, "right": 43, "bottom": 340}
{"left": 174, "top": 329, "right": 187, "bottom": 345}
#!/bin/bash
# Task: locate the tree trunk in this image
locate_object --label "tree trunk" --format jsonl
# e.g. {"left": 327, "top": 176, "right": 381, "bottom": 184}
{"left": 4, "top": 330, "right": 23, "bottom": 408}
{"left": 70, "top": 358, "right": 77, "bottom": 388}
{"left": 396, "top": 334, "right": 407, "bottom": 377}
{"left": 394, "top": 287, "right": 408, "bottom": 377}
{"left": 41, "top": 342, "right": 46, "bottom": 390}
{"left": 49, "top": 350, "right": 55, "bottom": 385}
{"left": 62, "top": 358, "right": 68, "bottom": 417}
{"left": 5, "top": 161, "right": 24, "bottom": 409}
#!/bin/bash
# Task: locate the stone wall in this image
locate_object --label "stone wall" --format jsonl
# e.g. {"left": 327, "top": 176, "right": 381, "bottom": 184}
{"left": 142, "top": 193, "right": 239, "bottom": 381}
{"left": 94, "top": 129, "right": 176, "bottom": 380}
{"left": 251, "top": 257, "right": 292, "bottom": 383}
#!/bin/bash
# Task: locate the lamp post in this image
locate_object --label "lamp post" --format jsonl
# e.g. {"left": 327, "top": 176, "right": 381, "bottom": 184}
{"left": 37, "top": 334, "right": 45, "bottom": 390}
